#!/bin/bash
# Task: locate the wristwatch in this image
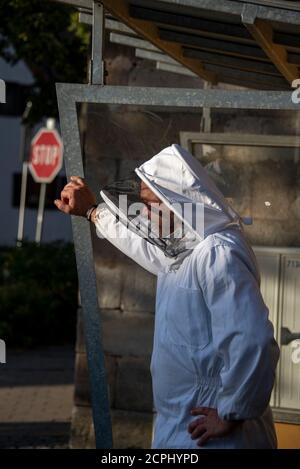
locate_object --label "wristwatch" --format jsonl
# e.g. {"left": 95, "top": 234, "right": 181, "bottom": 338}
{"left": 86, "top": 204, "right": 98, "bottom": 222}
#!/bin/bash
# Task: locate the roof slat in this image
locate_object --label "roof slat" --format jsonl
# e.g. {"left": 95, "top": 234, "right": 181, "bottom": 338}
{"left": 204, "top": 63, "right": 289, "bottom": 89}
{"left": 274, "top": 30, "right": 300, "bottom": 49}
{"left": 129, "top": 4, "right": 252, "bottom": 42}
{"left": 158, "top": 27, "right": 269, "bottom": 60}
{"left": 183, "top": 47, "right": 282, "bottom": 75}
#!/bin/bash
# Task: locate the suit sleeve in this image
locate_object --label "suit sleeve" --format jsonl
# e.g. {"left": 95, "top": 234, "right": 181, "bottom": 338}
{"left": 198, "top": 244, "right": 280, "bottom": 420}
{"left": 94, "top": 203, "right": 168, "bottom": 276}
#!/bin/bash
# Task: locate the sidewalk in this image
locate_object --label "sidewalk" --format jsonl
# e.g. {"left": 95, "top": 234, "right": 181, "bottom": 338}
{"left": 0, "top": 346, "right": 74, "bottom": 449}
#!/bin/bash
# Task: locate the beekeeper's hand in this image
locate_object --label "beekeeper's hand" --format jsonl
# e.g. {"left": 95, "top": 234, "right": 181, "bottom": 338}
{"left": 188, "top": 406, "right": 242, "bottom": 446}
{"left": 54, "top": 176, "right": 96, "bottom": 217}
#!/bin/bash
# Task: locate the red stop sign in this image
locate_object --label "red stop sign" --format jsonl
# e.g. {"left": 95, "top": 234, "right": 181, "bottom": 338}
{"left": 29, "top": 128, "right": 63, "bottom": 183}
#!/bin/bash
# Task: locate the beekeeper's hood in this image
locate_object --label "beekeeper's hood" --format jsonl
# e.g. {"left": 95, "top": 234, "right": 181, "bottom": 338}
{"left": 100, "top": 144, "right": 242, "bottom": 260}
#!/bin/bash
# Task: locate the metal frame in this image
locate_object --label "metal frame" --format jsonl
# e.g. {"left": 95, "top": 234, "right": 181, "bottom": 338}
{"left": 273, "top": 409, "right": 300, "bottom": 425}
{"left": 180, "top": 131, "right": 300, "bottom": 154}
{"left": 138, "top": 0, "right": 300, "bottom": 24}
{"left": 56, "top": 83, "right": 300, "bottom": 445}
{"left": 54, "top": 0, "right": 300, "bottom": 25}
{"left": 56, "top": 90, "right": 113, "bottom": 449}
{"left": 254, "top": 246, "right": 300, "bottom": 255}
{"left": 57, "top": 84, "right": 300, "bottom": 109}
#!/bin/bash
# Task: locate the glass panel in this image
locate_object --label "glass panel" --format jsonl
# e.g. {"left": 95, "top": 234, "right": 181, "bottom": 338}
{"left": 75, "top": 102, "right": 300, "bottom": 432}
{"left": 192, "top": 142, "right": 300, "bottom": 247}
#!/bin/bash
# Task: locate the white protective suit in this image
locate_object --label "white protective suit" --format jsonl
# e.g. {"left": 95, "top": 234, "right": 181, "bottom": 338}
{"left": 95, "top": 144, "right": 280, "bottom": 449}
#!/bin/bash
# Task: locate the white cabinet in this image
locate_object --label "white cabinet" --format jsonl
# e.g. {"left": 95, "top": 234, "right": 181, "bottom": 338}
{"left": 254, "top": 248, "right": 300, "bottom": 423}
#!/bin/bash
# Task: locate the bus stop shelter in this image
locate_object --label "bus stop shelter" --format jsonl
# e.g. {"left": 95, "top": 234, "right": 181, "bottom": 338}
{"left": 54, "top": 0, "right": 300, "bottom": 448}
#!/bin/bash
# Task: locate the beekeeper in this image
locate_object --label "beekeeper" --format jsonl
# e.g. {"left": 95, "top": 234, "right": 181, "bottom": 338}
{"left": 55, "top": 144, "right": 280, "bottom": 449}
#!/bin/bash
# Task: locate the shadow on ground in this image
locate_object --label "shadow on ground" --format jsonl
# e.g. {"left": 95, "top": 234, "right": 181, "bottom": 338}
{"left": 0, "top": 346, "right": 74, "bottom": 449}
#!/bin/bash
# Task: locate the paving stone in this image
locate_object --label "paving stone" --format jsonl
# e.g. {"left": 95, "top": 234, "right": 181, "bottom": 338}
{"left": 111, "top": 409, "right": 153, "bottom": 449}
{"left": 70, "top": 406, "right": 153, "bottom": 449}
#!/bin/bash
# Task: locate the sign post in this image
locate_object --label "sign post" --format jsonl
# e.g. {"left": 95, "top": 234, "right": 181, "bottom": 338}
{"left": 35, "top": 182, "right": 47, "bottom": 244}
{"left": 16, "top": 101, "right": 32, "bottom": 247}
{"left": 29, "top": 118, "right": 63, "bottom": 244}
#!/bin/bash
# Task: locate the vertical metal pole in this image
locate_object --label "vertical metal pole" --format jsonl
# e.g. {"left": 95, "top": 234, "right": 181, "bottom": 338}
{"left": 35, "top": 182, "right": 46, "bottom": 244}
{"left": 17, "top": 161, "right": 28, "bottom": 247}
{"left": 201, "top": 81, "right": 212, "bottom": 133}
{"left": 56, "top": 96, "right": 113, "bottom": 448}
{"left": 90, "top": 1, "right": 105, "bottom": 85}
{"left": 16, "top": 101, "right": 32, "bottom": 247}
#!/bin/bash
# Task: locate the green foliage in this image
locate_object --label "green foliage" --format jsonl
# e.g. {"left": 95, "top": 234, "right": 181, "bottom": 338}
{"left": 0, "top": 0, "right": 90, "bottom": 123}
{"left": 0, "top": 241, "right": 78, "bottom": 348}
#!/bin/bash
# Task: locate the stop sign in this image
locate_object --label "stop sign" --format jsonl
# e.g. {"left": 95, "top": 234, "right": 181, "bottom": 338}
{"left": 29, "top": 128, "right": 63, "bottom": 183}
